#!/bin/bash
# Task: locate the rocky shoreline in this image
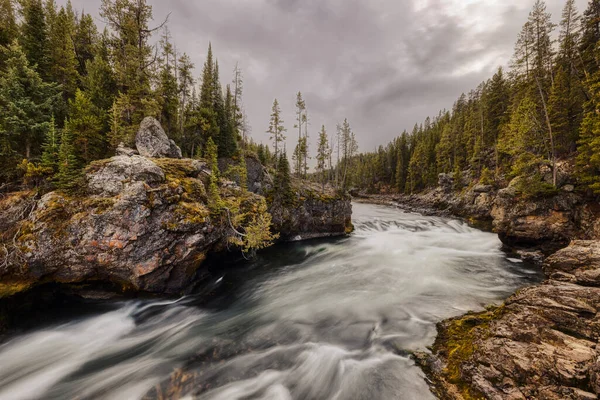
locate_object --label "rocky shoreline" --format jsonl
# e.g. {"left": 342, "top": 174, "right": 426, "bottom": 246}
{"left": 356, "top": 185, "right": 600, "bottom": 399}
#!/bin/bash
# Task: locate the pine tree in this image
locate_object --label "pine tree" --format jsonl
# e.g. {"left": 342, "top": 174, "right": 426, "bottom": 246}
{"left": 232, "top": 62, "right": 244, "bottom": 145}
{"left": 577, "top": 59, "right": 600, "bottom": 194}
{"left": 294, "top": 92, "right": 306, "bottom": 177}
{"left": 267, "top": 99, "right": 286, "bottom": 163}
{"left": 218, "top": 84, "right": 237, "bottom": 157}
{"left": 157, "top": 28, "right": 179, "bottom": 138}
{"left": 100, "top": 0, "right": 159, "bottom": 130}
{"left": 177, "top": 53, "right": 194, "bottom": 151}
{"left": 41, "top": 114, "right": 60, "bottom": 173}
{"left": 274, "top": 152, "right": 292, "bottom": 203}
{"left": 558, "top": 0, "right": 581, "bottom": 70}
{"left": 199, "top": 43, "right": 214, "bottom": 112}
{"left": 83, "top": 48, "right": 117, "bottom": 130}
{"left": 549, "top": 65, "right": 581, "bottom": 156}
{"left": 0, "top": 41, "right": 59, "bottom": 182}
{"left": 302, "top": 109, "right": 310, "bottom": 178}
{"left": 20, "top": 0, "right": 50, "bottom": 79}
{"left": 579, "top": 0, "right": 600, "bottom": 77}
{"left": 340, "top": 118, "right": 357, "bottom": 190}
{"left": 73, "top": 12, "right": 98, "bottom": 77}
{"left": 292, "top": 136, "right": 307, "bottom": 178}
{"left": 316, "top": 125, "right": 330, "bottom": 192}
{"left": 48, "top": 5, "right": 79, "bottom": 102}
{"left": 56, "top": 122, "right": 80, "bottom": 190}
{"left": 0, "top": 0, "right": 17, "bottom": 50}
{"left": 67, "top": 89, "right": 104, "bottom": 164}
{"left": 213, "top": 61, "right": 230, "bottom": 155}
{"left": 195, "top": 43, "right": 218, "bottom": 152}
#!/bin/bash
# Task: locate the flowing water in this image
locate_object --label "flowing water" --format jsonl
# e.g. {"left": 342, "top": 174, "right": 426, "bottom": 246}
{"left": 0, "top": 203, "right": 542, "bottom": 400}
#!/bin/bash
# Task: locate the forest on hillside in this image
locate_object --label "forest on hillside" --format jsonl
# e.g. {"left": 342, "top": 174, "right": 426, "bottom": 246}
{"left": 3, "top": 0, "right": 600, "bottom": 200}
{"left": 343, "top": 0, "right": 600, "bottom": 199}
{"left": 0, "top": 0, "right": 362, "bottom": 195}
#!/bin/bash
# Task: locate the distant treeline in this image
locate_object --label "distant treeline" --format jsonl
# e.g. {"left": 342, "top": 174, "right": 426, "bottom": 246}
{"left": 341, "top": 0, "right": 600, "bottom": 198}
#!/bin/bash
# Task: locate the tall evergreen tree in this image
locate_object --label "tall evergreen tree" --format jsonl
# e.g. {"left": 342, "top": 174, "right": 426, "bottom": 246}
{"left": 195, "top": 43, "right": 218, "bottom": 153}
{"left": 20, "top": 0, "right": 50, "bottom": 79}
{"left": 294, "top": 92, "right": 306, "bottom": 177}
{"left": 316, "top": 125, "right": 330, "bottom": 192}
{"left": 232, "top": 62, "right": 244, "bottom": 144}
{"left": 579, "top": 0, "right": 600, "bottom": 78}
{"left": 48, "top": 5, "right": 79, "bottom": 102}
{"left": 67, "top": 89, "right": 104, "bottom": 164}
{"left": 73, "top": 11, "right": 98, "bottom": 77}
{"left": 177, "top": 53, "right": 195, "bottom": 153}
{"left": 100, "top": 0, "right": 160, "bottom": 132}
{"left": 274, "top": 152, "right": 292, "bottom": 203}
{"left": 267, "top": 99, "right": 286, "bottom": 163}
{"left": 218, "top": 84, "right": 237, "bottom": 157}
{"left": 0, "top": 0, "right": 17, "bottom": 50}
{"left": 83, "top": 46, "right": 117, "bottom": 127}
{"left": 157, "top": 28, "right": 179, "bottom": 138}
{"left": 0, "top": 41, "right": 59, "bottom": 182}
{"left": 41, "top": 114, "right": 59, "bottom": 174}
{"left": 56, "top": 121, "right": 80, "bottom": 190}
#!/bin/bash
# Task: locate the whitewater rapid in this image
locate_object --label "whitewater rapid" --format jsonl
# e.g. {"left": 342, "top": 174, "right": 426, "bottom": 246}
{"left": 0, "top": 203, "right": 541, "bottom": 400}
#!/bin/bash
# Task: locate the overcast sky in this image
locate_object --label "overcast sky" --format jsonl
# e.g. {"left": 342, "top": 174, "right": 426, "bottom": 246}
{"left": 59, "top": 0, "right": 588, "bottom": 156}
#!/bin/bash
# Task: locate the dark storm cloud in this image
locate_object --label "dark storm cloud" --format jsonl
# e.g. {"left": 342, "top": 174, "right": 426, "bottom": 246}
{"left": 59, "top": 0, "right": 588, "bottom": 156}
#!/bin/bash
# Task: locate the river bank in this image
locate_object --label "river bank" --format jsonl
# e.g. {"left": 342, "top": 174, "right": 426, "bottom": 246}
{"left": 355, "top": 188, "right": 600, "bottom": 399}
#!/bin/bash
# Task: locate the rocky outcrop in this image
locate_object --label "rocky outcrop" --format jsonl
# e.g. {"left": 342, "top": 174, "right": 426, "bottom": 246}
{"left": 218, "top": 155, "right": 269, "bottom": 195}
{"left": 269, "top": 186, "right": 353, "bottom": 241}
{"left": 0, "top": 153, "right": 352, "bottom": 297}
{"left": 491, "top": 187, "right": 583, "bottom": 253}
{"left": 135, "top": 117, "right": 182, "bottom": 159}
{"left": 1, "top": 156, "right": 241, "bottom": 295}
{"left": 417, "top": 240, "right": 600, "bottom": 400}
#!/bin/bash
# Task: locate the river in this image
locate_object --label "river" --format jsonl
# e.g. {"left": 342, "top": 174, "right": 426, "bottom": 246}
{"left": 0, "top": 202, "right": 542, "bottom": 400}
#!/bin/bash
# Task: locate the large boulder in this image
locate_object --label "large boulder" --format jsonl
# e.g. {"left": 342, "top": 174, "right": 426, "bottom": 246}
{"left": 87, "top": 155, "right": 165, "bottom": 197}
{"left": 269, "top": 186, "right": 353, "bottom": 241}
{"left": 135, "top": 117, "right": 182, "bottom": 159}
{"left": 0, "top": 157, "right": 265, "bottom": 296}
{"left": 491, "top": 188, "right": 582, "bottom": 252}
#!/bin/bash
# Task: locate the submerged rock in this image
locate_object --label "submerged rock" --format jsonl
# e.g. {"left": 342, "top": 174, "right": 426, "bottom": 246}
{"left": 420, "top": 240, "right": 600, "bottom": 400}
{"left": 135, "top": 117, "right": 182, "bottom": 159}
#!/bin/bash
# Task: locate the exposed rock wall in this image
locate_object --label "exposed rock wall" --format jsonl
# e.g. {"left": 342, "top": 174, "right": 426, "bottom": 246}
{"left": 269, "top": 188, "right": 353, "bottom": 241}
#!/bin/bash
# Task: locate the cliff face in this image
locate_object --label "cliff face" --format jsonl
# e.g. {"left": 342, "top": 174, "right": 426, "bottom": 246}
{"left": 418, "top": 240, "right": 600, "bottom": 400}
{"left": 269, "top": 187, "right": 353, "bottom": 241}
{"left": 0, "top": 154, "right": 352, "bottom": 297}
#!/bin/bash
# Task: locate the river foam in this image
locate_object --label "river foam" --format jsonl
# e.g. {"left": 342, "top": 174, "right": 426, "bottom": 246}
{"left": 0, "top": 202, "right": 542, "bottom": 400}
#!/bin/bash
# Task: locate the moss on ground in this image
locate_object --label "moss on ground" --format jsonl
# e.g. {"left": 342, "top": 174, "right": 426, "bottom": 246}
{"left": 154, "top": 158, "right": 202, "bottom": 180}
{"left": 433, "top": 306, "right": 506, "bottom": 399}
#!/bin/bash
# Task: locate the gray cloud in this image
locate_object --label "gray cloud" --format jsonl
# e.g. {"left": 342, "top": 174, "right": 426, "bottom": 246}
{"left": 60, "top": 0, "right": 587, "bottom": 157}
